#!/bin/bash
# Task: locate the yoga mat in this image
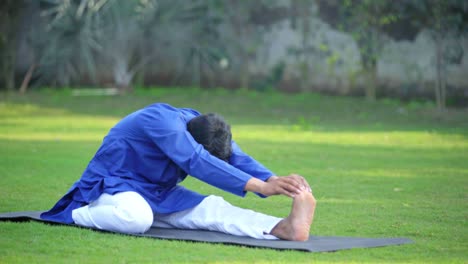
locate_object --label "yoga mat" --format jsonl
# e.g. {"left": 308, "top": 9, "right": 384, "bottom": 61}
{"left": 0, "top": 211, "right": 413, "bottom": 252}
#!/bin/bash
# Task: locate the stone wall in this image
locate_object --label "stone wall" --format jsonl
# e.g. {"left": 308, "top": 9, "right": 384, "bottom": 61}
{"left": 247, "top": 8, "right": 467, "bottom": 98}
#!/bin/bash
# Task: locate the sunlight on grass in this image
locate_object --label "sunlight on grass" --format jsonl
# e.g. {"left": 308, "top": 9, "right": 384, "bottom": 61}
{"left": 0, "top": 133, "right": 111, "bottom": 141}
{"left": 0, "top": 103, "right": 53, "bottom": 116}
{"left": 319, "top": 198, "right": 384, "bottom": 205}
{"left": 0, "top": 103, "right": 119, "bottom": 141}
{"left": 344, "top": 168, "right": 468, "bottom": 178}
{"left": 233, "top": 125, "right": 468, "bottom": 149}
{"left": 1, "top": 93, "right": 467, "bottom": 263}
{"left": 3, "top": 118, "right": 466, "bottom": 149}
{"left": 1, "top": 103, "right": 467, "bottom": 152}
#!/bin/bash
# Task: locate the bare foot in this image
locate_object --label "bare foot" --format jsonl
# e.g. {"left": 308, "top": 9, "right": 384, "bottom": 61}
{"left": 270, "top": 190, "right": 316, "bottom": 241}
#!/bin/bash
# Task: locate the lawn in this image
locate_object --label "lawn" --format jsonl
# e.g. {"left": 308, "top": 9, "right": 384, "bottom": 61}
{"left": 0, "top": 88, "right": 467, "bottom": 263}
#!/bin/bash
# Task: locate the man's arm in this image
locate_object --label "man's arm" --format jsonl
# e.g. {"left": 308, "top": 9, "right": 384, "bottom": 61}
{"left": 141, "top": 107, "right": 310, "bottom": 198}
{"left": 229, "top": 141, "right": 274, "bottom": 182}
{"left": 141, "top": 110, "right": 254, "bottom": 197}
{"left": 230, "top": 141, "right": 312, "bottom": 197}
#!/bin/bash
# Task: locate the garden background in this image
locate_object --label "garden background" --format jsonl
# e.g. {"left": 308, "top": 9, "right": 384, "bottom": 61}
{"left": 1, "top": 1, "right": 467, "bottom": 263}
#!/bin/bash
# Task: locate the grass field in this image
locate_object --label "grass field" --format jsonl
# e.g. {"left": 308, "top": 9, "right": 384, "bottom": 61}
{"left": 0, "top": 88, "right": 467, "bottom": 263}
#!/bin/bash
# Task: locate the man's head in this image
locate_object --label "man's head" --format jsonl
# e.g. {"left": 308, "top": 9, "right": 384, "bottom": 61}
{"left": 187, "top": 113, "right": 232, "bottom": 162}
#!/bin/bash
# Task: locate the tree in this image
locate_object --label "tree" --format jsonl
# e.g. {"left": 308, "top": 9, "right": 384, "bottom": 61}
{"left": 318, "top": 0, "right": 467, "bottom": 108}
{"left": 222, "top": 1, "right": 279, "bottom": 90}
{"left": 291, "top": 0, "right": 313, "bottom": 92}
{"left": 167, "top": 0, "right": 227, "bottom": 88}
{"left": 317, "top": 0, "right": 399, "bottom": 101}
{"left": 33, "top": 0, "right": 227, "bottom": 92}
{"left": 96, "top": 0, "right": 158, "bottom": 93}
{"left": 34, "top": 0, "right": 159, "bottom": 92}
{"left": 399, "top": 0, "right": 468, "bottom": 110}
{"left": 31, "top": 0, "right": 109, "bottom": 88}
{"left": 223, "top": 1, "right": 258, "bottom": 90}
{"left": 0, "top": 0, "right": 24, "bottom": 91}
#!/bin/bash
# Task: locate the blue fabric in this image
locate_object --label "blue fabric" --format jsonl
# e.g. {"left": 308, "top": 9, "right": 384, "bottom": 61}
{"left": 41, "top": 103, "right": 274, "bottom": 224}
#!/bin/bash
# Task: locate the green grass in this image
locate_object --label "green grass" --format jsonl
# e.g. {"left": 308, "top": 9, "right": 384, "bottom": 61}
{"left": 0, "top": 88, "right": 467, "bottom": 263}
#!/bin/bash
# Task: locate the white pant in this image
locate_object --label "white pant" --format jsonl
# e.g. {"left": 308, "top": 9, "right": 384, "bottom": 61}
{"left": 72, "top": 191, "right": 282, "bottom": 239}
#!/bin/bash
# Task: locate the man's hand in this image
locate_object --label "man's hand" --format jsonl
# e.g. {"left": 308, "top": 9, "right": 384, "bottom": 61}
{"left": 245, "top": 174, "right": 311, "bottom": 198}
{"left": 289, "top": 173, "right": 312, "bottom": 193}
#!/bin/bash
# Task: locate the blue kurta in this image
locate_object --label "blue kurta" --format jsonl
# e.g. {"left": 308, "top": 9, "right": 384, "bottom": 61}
{"left": 41, "top": 103, "right": 274, "bottom": 224}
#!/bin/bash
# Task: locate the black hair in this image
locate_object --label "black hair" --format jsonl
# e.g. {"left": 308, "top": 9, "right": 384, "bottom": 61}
{"left": 187, "top": 113, "right": 232, "bottom": 162}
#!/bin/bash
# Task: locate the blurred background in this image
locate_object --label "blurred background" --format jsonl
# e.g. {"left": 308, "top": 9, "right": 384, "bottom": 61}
{"left": 1, "top": 0, "right": 467, "bottom": 109}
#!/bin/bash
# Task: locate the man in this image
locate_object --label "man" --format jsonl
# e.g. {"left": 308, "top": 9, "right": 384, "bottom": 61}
{"left": 41, "top": 103, "right": 316, "bottom": 241}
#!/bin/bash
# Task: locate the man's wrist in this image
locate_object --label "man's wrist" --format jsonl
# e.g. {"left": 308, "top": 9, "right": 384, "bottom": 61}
{"left": 267, "top": 175, "right": 279, "bottom": 182}
{"left": 245, "top": 177, "right": 267, "bottom": 195}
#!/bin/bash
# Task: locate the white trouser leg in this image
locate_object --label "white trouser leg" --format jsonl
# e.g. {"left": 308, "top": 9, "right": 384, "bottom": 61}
{"left": 153, "top": 195, "right": 282, "bottom": 239}
{"left": 72, "top": 191, "right": 153, "bottom": 234}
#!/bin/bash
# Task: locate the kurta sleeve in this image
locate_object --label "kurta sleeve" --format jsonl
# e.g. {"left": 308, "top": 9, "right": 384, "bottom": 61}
{"left": 229, "top": 141, "right": 275, "bottom": 182}
{"left": 140, "top": 109, "right": 252, "bottom": 197}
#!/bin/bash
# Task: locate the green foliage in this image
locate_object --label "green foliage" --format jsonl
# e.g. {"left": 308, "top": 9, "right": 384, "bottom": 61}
{"left": 32, "top": 0, "right": 228, "bottom": 90}
{"left": 396, "top": 0, "right": 468, "bottom": 110}
{"left": 251, "top": 61, "right": 285, "bottom": 92}
{"left": 0, "top": 88, "right": 467, "bottom": 262}
{"left": 338, "top": 0, "right": 397, "bottom": 64}
{"left": 33, "top": 0, "right": 109, "bottom": 86}
{"left": 0, "top": 0, "right": 24, "bottom": 90}
{"left": 317, "top": 0, "right": 402, "bottom": 101}
{"left": 401, "top": 0, "right": 468, "bottom": 33}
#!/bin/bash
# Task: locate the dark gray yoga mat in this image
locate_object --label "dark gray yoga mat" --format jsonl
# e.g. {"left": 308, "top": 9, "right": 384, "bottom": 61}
{"left": 0, "top": 211, "right": 412, "bottom": 252}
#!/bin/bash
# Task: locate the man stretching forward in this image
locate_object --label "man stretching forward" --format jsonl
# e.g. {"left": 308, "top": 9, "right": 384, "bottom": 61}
{"left": 41, "top": 103, "right": 316, "bottom": 241}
